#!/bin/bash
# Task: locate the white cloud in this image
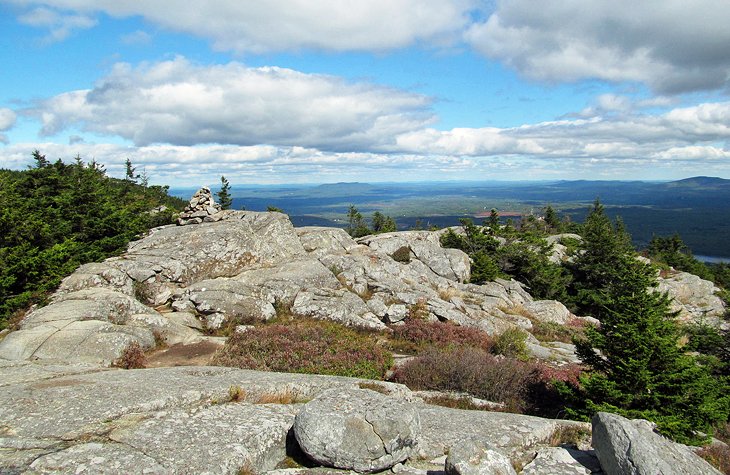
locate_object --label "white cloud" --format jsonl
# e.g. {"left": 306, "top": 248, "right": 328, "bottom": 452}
{"left": 0, "top": 108, "right": 16, "bottom": 143}
{"left": 8, "top": 0, "right": 476, "bottom": 53}
{"left": 32, "top": 57, "right": 435, "bottom": 151}
{"left": 466, "top": 0, "right": 730, "bottom": 94}
{"left": 120, "top": 29, "right": 151, "bottom": 45}
{"left": 0, "top": 108, "right": 16, "bottom": 130}
{"left": 18, "top": 6, "right": 96, "bottom": 42}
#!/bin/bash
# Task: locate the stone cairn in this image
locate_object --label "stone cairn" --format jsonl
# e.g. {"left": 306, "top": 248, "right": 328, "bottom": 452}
{"left": 177, "top": 187, "right": 223, "bottom": 225}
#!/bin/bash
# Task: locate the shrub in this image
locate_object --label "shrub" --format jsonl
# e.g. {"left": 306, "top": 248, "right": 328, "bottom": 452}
{"left": 388, "top": 319, "right": 493, "bottom": 354}
{"left": 407, "top": 298, "right": 429, "bottom": 320}
{"left": 391, "top": 246, "right": 411, "bottom": 263}
{"left": 548, "top": 424, "right": 591, "bottom": 448}
{"left": 492, "top": 327, "right": 530, "bottom": 360}
{"left": 697, "top": 444, "right": 730, "bottom": 474}
{"left": 530, "top": 319, "right": 586, "bottom": 344}
{"left": 213, "top": 319, "right": 392, "bottom": 380}
{"left": 392, "top": 346, "right": 538, "bottom": 412}
{"left": 113, "top": 341, "right": 146, "bottom": 369}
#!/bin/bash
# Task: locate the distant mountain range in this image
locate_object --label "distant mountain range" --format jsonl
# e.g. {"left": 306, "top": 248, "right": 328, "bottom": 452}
{"left": 171, "top": 177, "right": 730, "bottom": 258}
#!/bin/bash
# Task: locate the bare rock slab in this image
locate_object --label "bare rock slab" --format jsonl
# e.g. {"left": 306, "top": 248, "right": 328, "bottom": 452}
{"left": 521, "top": 447, "right": 602, "bottom": 474}
{"left": 293, "top": 388, "right": 420, "bottom": 472}
{"left": 110, "top": 402, "right": 298, "bottom": 474}
{"left": 445, "top": 439, "right": 516, "bottom": 475}
{"left": 592, "top": 412, "right": 721, "bottom": 475}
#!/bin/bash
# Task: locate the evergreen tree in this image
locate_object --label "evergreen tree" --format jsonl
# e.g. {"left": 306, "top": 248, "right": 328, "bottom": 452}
{"left": 124, "top": 158, "right": 139, "bottom": 183}
{"left": 544, "top": 205, "right": 560, "bottom": 230}
{"left": 31, "top": 150, "right": 49, "bottom": 168}
{"left": 372, "top": 211, "right": 397, "bottom": 233}
{"left": 216, "top": 176, "right": 232, "bottom": 210}
{"left": 565, "top": 200, "right": 729, "bottom": 444}
{"left": 486, "top": 208, "right": 500, "bottom": 230}
{"left": 346, "top": 205, "right": 371, "bottom": 238}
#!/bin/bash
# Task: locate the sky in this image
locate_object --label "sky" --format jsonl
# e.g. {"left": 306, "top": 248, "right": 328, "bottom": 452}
{"left": 2, "top": 1, "right": 730, "bottom": 186}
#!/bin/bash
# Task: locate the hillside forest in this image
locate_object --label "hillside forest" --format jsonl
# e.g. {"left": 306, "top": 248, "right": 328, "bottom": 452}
{"left": 0, "top": 152, "right": 185, "bottom": 325}
{"left": 1, "top": 153, "right": 729, "bottom": 467}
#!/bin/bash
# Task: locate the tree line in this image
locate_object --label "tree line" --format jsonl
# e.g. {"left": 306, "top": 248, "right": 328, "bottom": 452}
{"left": 0, "top": 151, "right": 186, "bottom": 327}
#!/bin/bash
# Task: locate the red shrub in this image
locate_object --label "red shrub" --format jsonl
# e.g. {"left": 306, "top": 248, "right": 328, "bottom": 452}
{"left": 389, "top": 319, "right": 493, "bottom": 354}
{"left": 213, "top": 320, "right": 392, "bottom": 380}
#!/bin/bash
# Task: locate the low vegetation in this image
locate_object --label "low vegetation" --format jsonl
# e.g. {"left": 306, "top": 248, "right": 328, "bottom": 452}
{"left": 212, "top": 319, "right": 392, "bottom": 380}
{"left": 113, "top": 341, "right": 147, "bottom": 369}
{"left": 392, "top": 346, "right": 539, "bottom": 413}
{"left": 388, "top": 319, "right": 493, "bottom": 354}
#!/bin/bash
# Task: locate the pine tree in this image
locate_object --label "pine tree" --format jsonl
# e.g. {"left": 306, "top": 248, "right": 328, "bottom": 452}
{"left": 216, "top": 176, "right": 232, "bottom": 210}
{"left": 566, "top": 200, "right": 729, "bottom": 444}
{"left": 346, "top": 205, "right": 370, "bottom": 237}
{"left": 544, "top": 205, "right": 560, "bottom": 230}
{"left": 486, "top": 208, "right": 500, "bottom": 230}
{"left": 124, "top": 158, "right": 139, "bottom": 184}
{"left": 31, "top": 150, "right": 49, "bottom": 168}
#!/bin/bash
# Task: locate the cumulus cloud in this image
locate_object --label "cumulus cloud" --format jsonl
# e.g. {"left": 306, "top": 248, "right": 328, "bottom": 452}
{"left": 0, "top": 142, "right": 482, "bottom": 185}
{"left": 466, "top": 0, "right": 730, "bottom": 94}
{"left": 18, "top": 6, "right": 96, "bottom": 42}
{"left": 395, "top": 101, "right": 730, "bottom": 162}
{"left": 31, "top": 57, "right": 435, "bottom": 151}
{"left": 0, "top": 108, "right": 17, "bottom": 144}
{"left": 0, "top": 108, "right": 16, "bottom": 130}
{"left": 7, "top": 0, "right": 475, "bottom": 53}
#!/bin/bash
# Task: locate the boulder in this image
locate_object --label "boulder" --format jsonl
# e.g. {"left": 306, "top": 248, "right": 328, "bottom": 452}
{"left": 591, "top": 412, "right": 721, "bottom": 475}
{"left": 657, "top": 271, "right": 726, "bottom": 323}
{"left": 523, "top": 300, "right": 572, "bottom": 324}
{"left": 445, "top": 439, "right": 516, "bottom": 475}
{"left": 293, "top": 388, "right": 420, "bottom": 472}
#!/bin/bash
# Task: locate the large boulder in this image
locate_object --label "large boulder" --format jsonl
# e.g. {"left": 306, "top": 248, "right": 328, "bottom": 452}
{"left": 657, "top": 271, "right": 726, "bottom": 324}
{"left": 591, "top": 412, "right": 721, "bottom": 475}
{"left": 293, "top": 388, "right": 420, "bottom": 472}
{"left": 445, "top": 439, "right": 516, "bottom": 475}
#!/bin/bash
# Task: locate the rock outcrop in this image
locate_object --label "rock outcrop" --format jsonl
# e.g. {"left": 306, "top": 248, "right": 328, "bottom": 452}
{"left": 657, "top": 270, "right": 727, "bottom": 326}
{"left": 0, "top": 190, "right": 582, "bottom": 365}
{"left": 591, "top": 412, "right": 721, "bottom": 475}
{"left": 0, "top": 361, "right": 593, "bottom": 475}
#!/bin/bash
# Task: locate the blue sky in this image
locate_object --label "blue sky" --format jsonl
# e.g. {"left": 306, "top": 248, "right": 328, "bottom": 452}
{"left": 1, "top": 1, "right": 730, "bottom": 186}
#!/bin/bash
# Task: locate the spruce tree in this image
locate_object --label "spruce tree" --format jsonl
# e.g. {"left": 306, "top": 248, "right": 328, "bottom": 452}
{"left": 567, "top": 200, "right": 729, "bottom": 444}
{"left": 216, "top": 176, "right": 232, "bottom": 210}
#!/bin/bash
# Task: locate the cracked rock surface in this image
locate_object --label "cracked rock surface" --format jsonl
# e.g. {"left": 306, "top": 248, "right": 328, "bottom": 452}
{"left": 293, "top": 388, "right": 420, "bottom": 472}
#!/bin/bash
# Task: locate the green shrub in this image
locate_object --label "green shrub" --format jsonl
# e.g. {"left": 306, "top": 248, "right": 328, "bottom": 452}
{"left": 492, "top": 327, "right": 530, "bottom": 360}
{"left": 213, "top": 319, "right": 392, "bottom": 380}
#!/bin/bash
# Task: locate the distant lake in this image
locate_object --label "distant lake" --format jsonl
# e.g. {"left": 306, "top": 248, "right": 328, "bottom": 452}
{"left": 695, "top": 255, "right": 730, "bottom": 264}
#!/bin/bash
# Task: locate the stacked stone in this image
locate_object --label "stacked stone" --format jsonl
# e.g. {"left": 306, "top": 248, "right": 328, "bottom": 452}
{"left": 177, "top": 187, "right": 223, "bottom": 225}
